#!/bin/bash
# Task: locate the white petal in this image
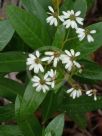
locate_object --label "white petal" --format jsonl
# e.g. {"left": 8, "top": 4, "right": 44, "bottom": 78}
{"left": 29, "top": 64, "right": 34, "bottom": 70}
{"left": 45, "top": 51, "right": 54, "bottom": 56}
{"left": 46, "top": 16, "right": 53, "bottom": 23}
{"left": 41, "top": 57, "right": 50, "bottom": 61}
{"left": 87, "top": 35, "right": 94, "bottom": 43}
{"left": 90, "top": 30, "right": 96, "bottom": 34}
{"left": 32, "top": 83, "right": 39, "bottom": 87}
{"left": 36, "top": 85, "right": 42, "bottom": 92}
{"left": 71, "top": 21, "right": 77, "bottom": 29}
{"left": 73, "top": 61, "right": 81, "bottom": 68}
{"left": 70, "top": 49, "right": 75, "bottom": 56}
{"left": 39, "top": 64, "right": 44, "bottom": 72}
{"left": 67, "top": 88, "right": 74, "bottom": 93}
{"left": 75, "top": 52, "right": 80, "bottom": 57}
{"left": 53, "top": 58, "right": 58, "bottom": 67}
{"left": 48, "top": 6, "right": 54, "bottom": 13}
{"left": 34, "top": 66, "right": 39, "bottom": 73}
{"left": 86, "top": 90, "right": 92, "bottom": 95}
{"left": 35, "top": 50, "right": 40, "bottom": 57}
{"left": 76, "top": 17, "right": 84, "bottom": 25}
{"left": 75, "top": 11, "right": 81, "bottom": 16}
{"left": 70, "top": 10, "right": 74, "bottom": 15}
{"left": 58, "top": 15, "right": 65, "bottom": 22}
{"left": 65, "top": 50, "right": 72, "bottom": 57}
{"left": 29, "top": 54, "right": 36, "bottom": 59}
{"left": 54, "top": 18, "right": 58, "bottom": 26}
{"left": 94, "top": 95, "right": 97, "bottom": 101}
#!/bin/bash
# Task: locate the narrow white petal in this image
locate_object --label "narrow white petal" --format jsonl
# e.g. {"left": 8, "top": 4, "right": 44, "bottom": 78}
{"left": 48, "top": 6, "right": 54, "bottom": 13}
{"left": 53, "top": 58, "right": 58, "bottom": 67}
{"left": 45, "top": 51, "right": 54, "bottom": 56}
{"left": 90, "top": 30, "right": 96, "bottom": 34}
{"left": 75, "top": 11, "right": 81, "bottom": 16}
{"left": 87, "top": 35, "right": 94, "bottom": 43}
{"left": 76, "top": 17, "right": 84, "bottom": 25}
{"left": 70, "top": 49, "right": 75, "bottom": 56}
{"left": 36, "top": 85, "right": 42, "bottom": 92}
{"left": 65, "top": 50, "right": 72, "bottom": 57}
{"left": 67, "top": 88, "right": 74, "bottom": 93}
{"left": 75, "top": 52, "right": 80, "bottom": 57}
{"left": 35, "top": 50, "right": 40, "bottom": 57}
{"left": 41, "top": 57, "right": 50, "bottom": 62}
{"left": 73, "top": 61, "right": 81, "bottom": 68}
{"left": 39, "top": 64, "right": 44, "bottom": 72}
{"left": 34, "top": 66, "right": 39, "bottom": 73}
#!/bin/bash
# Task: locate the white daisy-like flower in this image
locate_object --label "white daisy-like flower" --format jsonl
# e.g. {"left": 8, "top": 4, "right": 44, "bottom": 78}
{"left": 46, "top": 69, "right": 56, "bottom": 88}
{"left": 86, "top": 89, "right": 97, "bottom": 101}
{"left": 76, "top": 28, "right": 96, "bottom": 43}
{"left": 67, "top": 88, "right": 82, "bottom": 99}
{"left": 59, "top": 10, "right": 84, "bottom": 29}
{"left": 26, "top": 51, "right": 44, "bottom": 74}
{"left": 32, "top": 74, "right": 52, "bottom": 93}
{"left": 60, "top": 49, "right": 81, "bottom": 71}
{"left": 46, "top": 6, "right": 58, "bottom": 26}
{"left": 42, "top": 51, "right": 61, "bottom": 67}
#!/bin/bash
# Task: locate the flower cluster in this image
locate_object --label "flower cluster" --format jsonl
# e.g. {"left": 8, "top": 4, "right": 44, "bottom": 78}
{"left": 26, "top": 50, "right": 81, "bottom": 93}
{"left": 46, "top": 6, "right": 96, "bottom": 43}
{"left": 26, "top": 5, "right": 98, "bottom": 101}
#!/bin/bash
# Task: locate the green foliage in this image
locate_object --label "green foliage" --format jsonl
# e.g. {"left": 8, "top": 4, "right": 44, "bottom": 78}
{"left": 0, "top": 0, "right": 102, "bottom": 135}
{"left": 45, "top": 114, "right": 64, "bottom": 136}
{"left": 7, "top": 5, "right": 50, "bottom": 49}
{"left": 0, "top": 20, "right": 14, "bottom": 51}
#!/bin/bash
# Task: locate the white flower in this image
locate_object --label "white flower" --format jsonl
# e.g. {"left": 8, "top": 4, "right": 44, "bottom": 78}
{"left": 46, "top": 69, "right": 56, "bottom": 88}
{"left": 42, "top": 51, "right": 61, "bottom": 67}
{"left": 46, "top": 6, "right": 58, "bottom": 26}
{"left": 26, "top": 51, "right": 44, "bottom": 74}
{"left": 86, "top": 89, "right": 97, "bottom": 101}
{"left": 60, "top": 49, "right": 81, "bottom": 71}
{"left": 67, "top": 88, "right": 82, "bottom": 99}
{"left": 59, "top": 10, "right": 84, "bottom": 29}
{"left": 32, "top": 74, "right": 52, "bottom": 93}
{"left": 76, "top": 28, "right": 96, "bottom": 43}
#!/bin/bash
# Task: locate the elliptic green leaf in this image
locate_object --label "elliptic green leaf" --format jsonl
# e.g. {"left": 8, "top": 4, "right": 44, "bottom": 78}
{"left": 0, "top": 20, "right": 14, "bottom": 51}
{"left": 45, "top": 114, "right": 64, "bottom": 136}
{"left": 0, "top": 52, "right": 27, "bottom": 72}
{"left": 7, "top": 5, "right": 50, "bottom": 49}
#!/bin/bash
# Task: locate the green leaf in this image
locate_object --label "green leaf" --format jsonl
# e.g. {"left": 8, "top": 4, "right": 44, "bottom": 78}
{"left": 0, "top": 52, "right": 27, "bottom": 72}
{"left": 0, "top": 78, "right": 25, "bottom": 101}
{"left": 38, "top": 0, "right": 51, "bottom": 9}
{"left": 45, "top": 132, "right": 52, "bottom": 136}
{"left": 62, "top": 95, "right": 102, "bottom": 128}
{"left": 77, "top": 22, "right": 102, "bottom": 58}
{"left": 77, "top": 60, "right": 102, "bottom": 80}
{"left": 61, "top": 0, "right": 87, "bottom": 17}
{"left": 0, "top": 104, "right": 15, "bottom": 122}
{"left": 45, "top": 114, "right": 64, "bottom": 136}
{"left": 20, "top": 81, "right": 47, "bottom": 118}
{"left": 7, "top": 5, "right": 50, "bottom": 49}
{"left": 0, "top": 20, "right": 14, "bottom": 51}
{"left": 63, "top": 96, "right": 102, "bottom": 113}
{"left": 61, "top": 0, "right": 74, "bottom": 11}
{"left": 73, "top": 0, "right": 87, "bottom": 17}
{"left": 86, "top": 0, "right": 95, "bottom": 9}
{"left": 15, "top": 96, "right": 42, "bottom": 136}
{"left": 67, "top": 112, "right": 87, "bottom": 128}
{"left": 15, "top": 96, "right": 36, "bottom": 136}
{"left": 22, "top": 0, "right": 47, "bottom": 24}
{"left": 52, "top": 25, "right": 66, "bottom": 48}
{"left": 0, "top": 125, "right": 23, "bottom": 136}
